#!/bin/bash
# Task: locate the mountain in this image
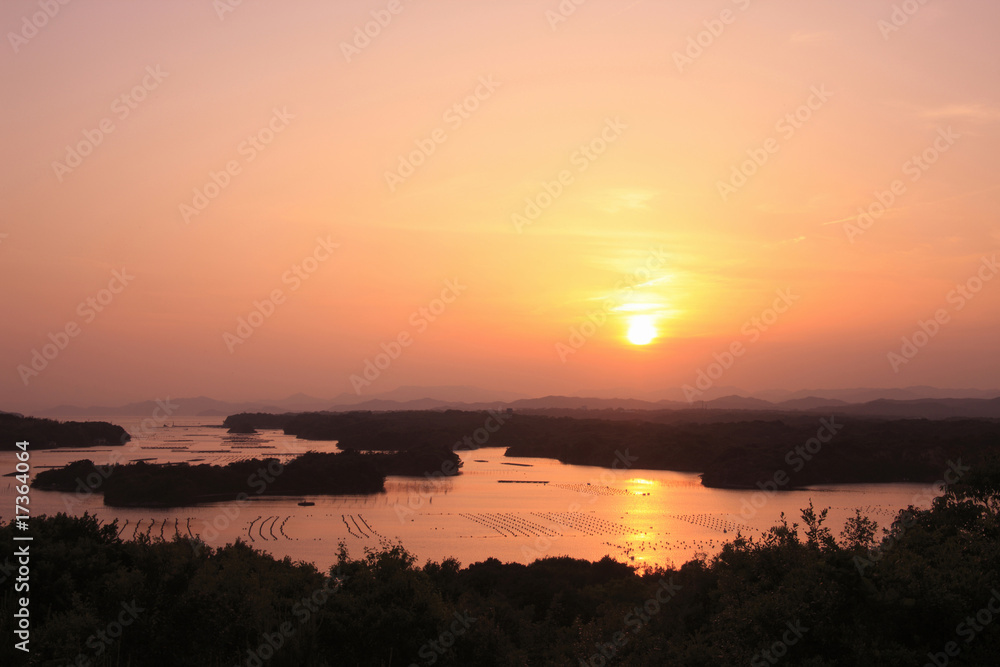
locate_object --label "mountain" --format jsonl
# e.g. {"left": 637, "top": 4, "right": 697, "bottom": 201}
{"left": 703, "top": 395, "right": 777, "bottom": 410}
{"left": 345, "top": 398, "right": 455, "bottom": 411}
{"left": 40, "top": 397, "right": 243, "bottom": 418}
{"left": 32, "top": 387, "right": 1000, "bottom": 421}
{"left": 821, "top": 397, "right": 1000, "bottom": 419}
{"left": 35, "top": 386, "right": 526, "bottom": 418}
{"left": 656, "top": 385, "right": 748, "bottom": 402}
{"left": 376, "top": 385, "right": 526, "bottom": 403}
{"left": 776, "top": 396, "right": 850, "bottom": 411}
{"left": 502, "top": 396, "right": 667, "bottom": 410}
{"left": 755, "top": 386, "right": 1000, "bottom": 403}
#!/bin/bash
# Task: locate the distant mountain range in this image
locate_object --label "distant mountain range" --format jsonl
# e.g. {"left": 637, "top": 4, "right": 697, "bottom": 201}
{"left": 750, "top": 386, "right": 1000, "bottom": 403}
{"left": 27, "top": 385, "right": 1000, "bottom": 420}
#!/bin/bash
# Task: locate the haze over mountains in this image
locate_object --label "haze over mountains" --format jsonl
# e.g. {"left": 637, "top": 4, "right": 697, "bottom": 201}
{"left": 31, "top": 384, "right": 1000, "bottom": 420}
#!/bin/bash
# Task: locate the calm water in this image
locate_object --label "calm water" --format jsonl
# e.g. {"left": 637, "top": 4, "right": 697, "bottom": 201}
{"left": 2, "top": 416, "right": 938, "bottom": 572}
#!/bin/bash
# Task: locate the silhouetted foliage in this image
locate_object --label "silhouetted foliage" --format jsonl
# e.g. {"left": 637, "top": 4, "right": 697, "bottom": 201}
{"left": 32, "top": 445, "right": 460, "bottom": 507}
{"left": 224, "top": 410, "right": 1000, "bottom": 488}
{"left": 5, "top": 463, "right": 1000, "bottom": 665}
{"left": 0, "top": 412, "right": 129, "bottom": 449}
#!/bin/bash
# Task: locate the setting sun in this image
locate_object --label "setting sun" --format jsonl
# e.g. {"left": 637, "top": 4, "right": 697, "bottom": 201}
{"left": 626, "top": 316, "right": 658, "bottom": 346}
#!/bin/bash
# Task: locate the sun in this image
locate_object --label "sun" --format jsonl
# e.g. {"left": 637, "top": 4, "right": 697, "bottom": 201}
{"left": 626, "top": 315, "right": 657, "bottom": 345}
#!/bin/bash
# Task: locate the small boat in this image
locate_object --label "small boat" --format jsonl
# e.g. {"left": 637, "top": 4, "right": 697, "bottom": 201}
{"left": 297, "top": 501, "right": 315, "bottom": 507}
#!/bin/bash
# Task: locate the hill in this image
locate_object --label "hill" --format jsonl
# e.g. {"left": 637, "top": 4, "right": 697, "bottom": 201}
{"left": 0, "top": 413, "right": 129, "bottom": 450}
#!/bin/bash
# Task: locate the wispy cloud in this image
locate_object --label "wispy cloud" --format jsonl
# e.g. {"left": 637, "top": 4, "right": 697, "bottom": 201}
{"left": 919, "top": 104, "right": 1000, "bottom": 122}
{"left": 612, "top": 0, "right": 648, "bottom": 18}
{"left": 817, "top": 184, "right": 1000, "bottom": 227}
{"left": 589, "top": 188, "right": 657, "bottom": 213}
{"left": 789, "top": 31, "right": 834, "bottom": 44}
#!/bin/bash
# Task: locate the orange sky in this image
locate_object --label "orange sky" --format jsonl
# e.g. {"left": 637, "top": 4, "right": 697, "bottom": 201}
{"left": 2, "top": 0, "right": 999, "bottom": 411}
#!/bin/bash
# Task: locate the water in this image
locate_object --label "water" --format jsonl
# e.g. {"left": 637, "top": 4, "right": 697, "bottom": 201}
{"left": 1, "top": 416, "right": 937, "bottom": 572}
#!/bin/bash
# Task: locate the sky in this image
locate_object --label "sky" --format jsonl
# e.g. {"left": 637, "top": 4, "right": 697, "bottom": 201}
{"left": 2, "top": 0, "right": 999, "bottom": 412}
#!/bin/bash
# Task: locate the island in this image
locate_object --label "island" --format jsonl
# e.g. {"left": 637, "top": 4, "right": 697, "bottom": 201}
{"left": 222, "top": 409, "right": 1000, "bottom": 489}
{"left": 0, "top": 412, "right": 129, "bottom": 449}
{"left": 32, "top": 443, "right": 460, "bottom": 507}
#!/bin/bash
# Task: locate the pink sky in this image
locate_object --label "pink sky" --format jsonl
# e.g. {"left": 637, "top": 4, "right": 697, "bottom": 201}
{"left": 2, "top": 0, "right": 999, "bottom": 412}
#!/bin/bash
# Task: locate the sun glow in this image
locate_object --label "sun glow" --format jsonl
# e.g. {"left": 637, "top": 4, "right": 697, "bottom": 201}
{"left": 626, "top": 315, "right": 657, "bottom": 345}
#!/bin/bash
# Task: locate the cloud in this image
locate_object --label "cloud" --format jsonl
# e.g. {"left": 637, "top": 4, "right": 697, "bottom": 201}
{"left": 788, "top": 31, "right": 834, "bottom": 44}
{"left": 919, "top": 104, "right": 1000, "bottom": 122}
{"left": 590, "top": 188, "right": 658, "bottom": 213}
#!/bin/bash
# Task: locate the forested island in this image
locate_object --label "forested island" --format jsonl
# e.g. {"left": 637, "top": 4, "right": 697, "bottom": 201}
{"left": 4, "top": 461, "right": 999, "bottom": 665}
{"left": 32, "top": 444, "right": 460, "bottom": 507}
{"left": 223, "top": 409, "right": 1000, "bottom": 489}
{"left": 223, "top": 409, "right": 517, "bottom": 449}
{"left": 25, "top": 409, "right": 1000, "bottom": 506}
{"left": 0, "top": 412, "right": 129, "bottom": 449}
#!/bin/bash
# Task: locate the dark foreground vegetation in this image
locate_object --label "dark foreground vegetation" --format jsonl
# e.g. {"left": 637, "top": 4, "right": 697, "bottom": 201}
{"left": 224, "top": 410, "right": 1000, "bottom": 488}
{"left": 3, "top": 462, "right": 999, "bottom": 666}
{"left": 32, "top": 445, "right": 460, "bottom": 507}
{"left": 0, "top": 412, "right": 128, "bottom": 450}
